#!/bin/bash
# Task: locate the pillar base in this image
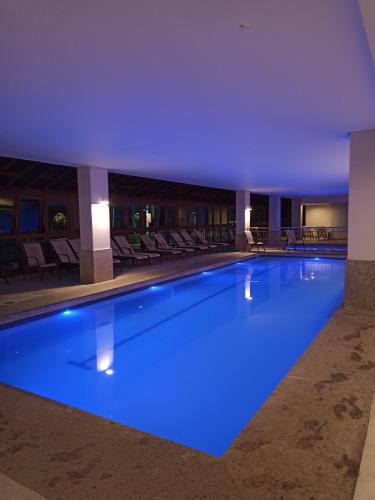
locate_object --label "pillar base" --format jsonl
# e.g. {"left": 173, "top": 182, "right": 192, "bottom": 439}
{"left": 345, "top": 260, "right": 375, "bottom": 311}
{"left": 235, "top": 233, "right": 246, "bottom": 251}
{"left": 80, "top": 249, "right": 114, "bottom": 284}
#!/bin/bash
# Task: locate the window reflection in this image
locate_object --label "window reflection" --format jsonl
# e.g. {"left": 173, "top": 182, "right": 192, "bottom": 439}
{"left": 145, "top": 205, "right": 155, "bottom": 229}
{"left": 128, "top": 205, "right": 141, "bottom": 229}
{"left": 245, "top": 270, "right": 253, "bottom": 301}
{"left": 190, "top": 208, "right": 197, "bottom": 225}
{"left": 48, "top": 199, "right": 67, "bottom": 231}
{"left": 95, "top": 305, "right": 115, "bottom": 374}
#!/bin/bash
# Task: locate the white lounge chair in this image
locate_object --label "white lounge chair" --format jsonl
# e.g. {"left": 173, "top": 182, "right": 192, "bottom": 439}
{"left": 244, "top": 231, "right": 265, "bottom": 252}
{"left": 170, "top": 232, "right": 206, "bottom": 253}
{"left": 111, "top": 237, "right": 150, "bottom": 265}
{"left": 23, "top": 242, "right": 59, "bottom": 281}
{"left": 112, "top": 235, "right": 161, "bottom": 262}
{"left": 178, "top": 230, "right": 209, "bottom": 252}
{"left": 69, "top": 237, "right": 122, "bottom": 267}
{"left": 154, "top": 233, "right": 192, "bottom": 256}
{"left": 50, "top": 239, "right": 80, "bottom": 267}
{"left": 194, "top": 229, "right": 229, "bottom": 250}
{"left": 285, "top": 230, "right": 305, "bottom": 251}
{"left": 140, "top": 234, "right": 182, "bottom": 258}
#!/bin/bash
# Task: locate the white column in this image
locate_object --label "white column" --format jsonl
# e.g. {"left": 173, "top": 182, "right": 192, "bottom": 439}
{"left": 345, "top": 129, "right": 375, "bottom": 310}
{"left": 77, "top": 166, "right": 113, "bottom": 283}
{"left": 235, "top": 190, "right": 251, "bottom": 250}
{"left": 268, "top": 195, "right": 281, "bottom": 246}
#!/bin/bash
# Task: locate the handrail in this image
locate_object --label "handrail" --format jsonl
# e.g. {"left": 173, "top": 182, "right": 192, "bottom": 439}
{"left": 249, "top": 226, "right": 348, "bottom": 250}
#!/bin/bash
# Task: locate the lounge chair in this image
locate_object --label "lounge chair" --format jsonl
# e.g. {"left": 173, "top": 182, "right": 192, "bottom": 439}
{"left": 285, "top": 230, "right": 305, "bottom": 251}
{"left": 244, "top": 231, "right": 265, "bottom": 252}
{"left": 110, "top": 237, "right": 150, "bottom": 265}
{"left": 154, "top": 233, "right": 193, "bottom": 256}
{"left": 112, "top": 235, "right": 161, "bottom": 263}
{"left": 68, "top": 238, "right": 81, "bottom": 258}
{"left": 23, "top": 242, "right": 59, "bottom": 281}
{"left": 69, "top": 237, "right": 122, "bottom": 268}
{"left": 194, "top": 230, "right": 229, "bottom": 250}
{"left": 170, "top": 232, "right": 205, "bottom": 253}
{"left": 0, "top": 267, "right": 10, "bottom": 286}
{"left": 173, "top": 231, "right": 209, "bottom": 252}
{"left": 179, "top": 230, "right": 211, "bottom": 252}
{"left": 49, "top": 239, "right": 80, "bottom": 268}
{"left": 140, "top": 234, "right": 182, "bottom": 258}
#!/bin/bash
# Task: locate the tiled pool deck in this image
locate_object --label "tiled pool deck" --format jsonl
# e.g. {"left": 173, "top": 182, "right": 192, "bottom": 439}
{"left": 1, "top": 250, "right": 374, "bottom": 500}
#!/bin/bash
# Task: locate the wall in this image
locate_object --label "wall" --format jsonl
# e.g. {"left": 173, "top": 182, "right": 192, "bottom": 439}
{"left": 304, "top": 203, "right": 348, "bottom": 227}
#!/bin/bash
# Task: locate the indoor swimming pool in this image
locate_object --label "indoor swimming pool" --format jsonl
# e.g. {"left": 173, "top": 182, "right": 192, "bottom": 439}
{"left": 0, "top": 257, "right": 345, "bottom": 456}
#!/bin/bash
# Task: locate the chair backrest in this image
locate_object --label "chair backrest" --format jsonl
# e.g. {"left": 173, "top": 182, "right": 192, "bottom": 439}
{"left": 180, "top": 230, "right": 194, "bottom": 244}
{"left": 154, "top": 234, "right": 169, "bottom": 249}
{"left": 194, "top": 230, "right": 207, "bottom": 244}
{"left": 23, "top": 242, "right": 46, "bottom": 267}
{"left": 69, "top": 238, "right": 80, "bottom": 256}
{"left": 285, "top": 229, "right": 296, "bottom": 244}
{"left": 244, "top": 231, "right": 255, "bottom": 244}
{"left": 140, "top": 234, "right": 156, "bottom": 250}
{"left": 50, "top": 239, "right": 79, "bottom": 264}
{"left": 170, "top": 232, "right": 185, "bottom": 246}
{"left": 113, "top": 235, "right": 135, "bottom": 255}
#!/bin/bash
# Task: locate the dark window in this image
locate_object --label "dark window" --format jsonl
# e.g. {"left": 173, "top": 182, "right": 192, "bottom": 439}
{"left": 110, "top": 204, "right": 124, "bottom": 229}
{"left": 167, "top": 206, "right": 176, "bottom": 226}
{"left": 48, "top": 199, "right": 67, "bottom": 231}
{"left": 198, "top": 207, "right": 206, "bottom": 226}
{"left": 207, "top": 208, "right": 213, "bottom": 225}
{"left": 74, "top": 200, "right": 80, "bottom": 230}
{"left": 0, "top": 198, "right": 14, "bottom": 233}
{"left": 0, "top": 239, "right": 17, "bottom": 267}
{"left": 178, "top": 207, "right": 188, "bottom": 226}
{"left": 19, "top": 199, "right": 42, "bottom": 233}
{"left": 228, "top": 207, "right": 236, "bottom": 225}
{"left": 156, "top": 205, "right": 166, "bottom": 226}
{"left": 281, "top": 198, "right": 292, "bottom": 227}
{"left": 251, "top": 194, "right": 269, "bottom": 227}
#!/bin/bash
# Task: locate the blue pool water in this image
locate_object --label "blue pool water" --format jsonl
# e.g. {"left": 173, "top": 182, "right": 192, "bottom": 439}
{"left": 0, "top": 257, "right": 345, "bottom": 456}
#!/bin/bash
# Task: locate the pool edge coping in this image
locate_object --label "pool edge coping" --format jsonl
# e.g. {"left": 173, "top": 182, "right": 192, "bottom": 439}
{"left": 0, "top": 252, "right": 346, "bottom": 330}
{"left": 0, "top": 253, "right": 258, "bottom": 329}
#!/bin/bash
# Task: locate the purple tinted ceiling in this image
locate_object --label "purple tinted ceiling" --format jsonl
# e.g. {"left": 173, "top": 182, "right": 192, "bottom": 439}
{"left": 0, "top": 0, "right": 375, "bottom": 195}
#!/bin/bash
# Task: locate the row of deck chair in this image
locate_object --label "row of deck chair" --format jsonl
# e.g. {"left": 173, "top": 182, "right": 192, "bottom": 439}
{"left": 21, "top": 229, "right": 230, "bottom": 281}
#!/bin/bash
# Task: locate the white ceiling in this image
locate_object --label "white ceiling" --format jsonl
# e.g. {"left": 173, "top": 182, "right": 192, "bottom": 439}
{"left": 1, "top": 0, "right": 375, "bottom": 195}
